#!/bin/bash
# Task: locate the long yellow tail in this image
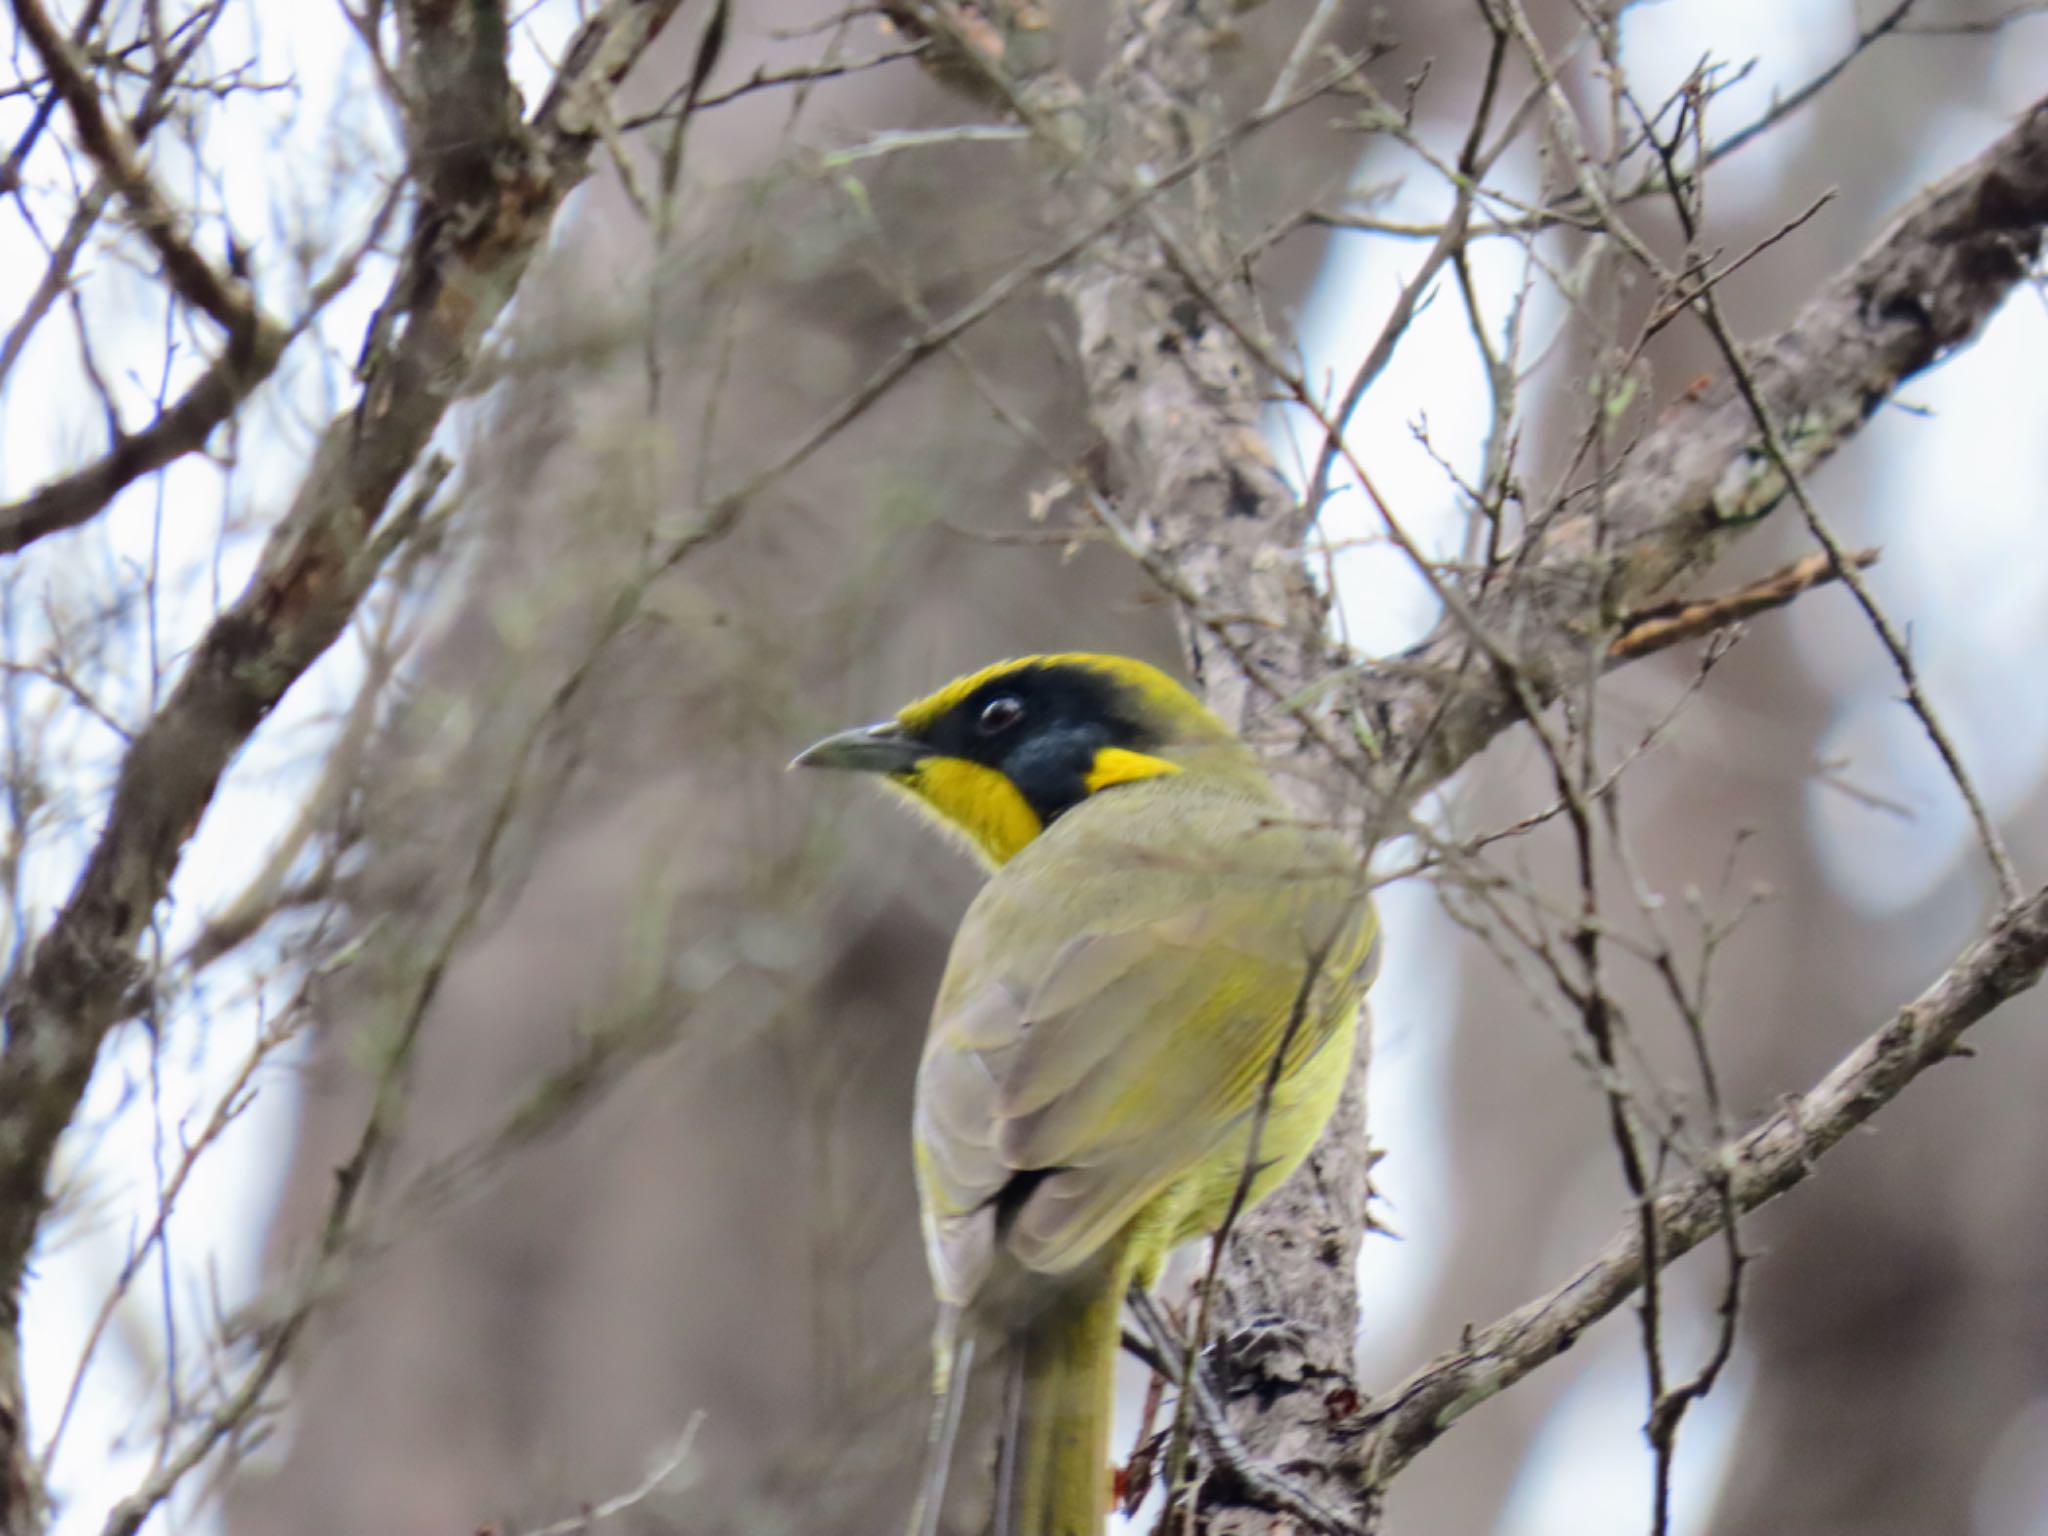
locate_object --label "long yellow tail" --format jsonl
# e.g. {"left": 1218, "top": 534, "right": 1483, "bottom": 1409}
{"left": 993, "top": 1246, "right": 1134, "bottom": 1536}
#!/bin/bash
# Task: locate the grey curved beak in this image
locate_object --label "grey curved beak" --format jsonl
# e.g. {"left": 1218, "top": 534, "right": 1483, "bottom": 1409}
{"left": 789, "top": 720, "right": 924, "bottom": 774}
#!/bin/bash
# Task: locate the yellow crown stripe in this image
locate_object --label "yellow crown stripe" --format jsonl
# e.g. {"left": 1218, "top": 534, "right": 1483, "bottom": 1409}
{"left": 894, "top": 654, "right": 1223, "bottom": 738}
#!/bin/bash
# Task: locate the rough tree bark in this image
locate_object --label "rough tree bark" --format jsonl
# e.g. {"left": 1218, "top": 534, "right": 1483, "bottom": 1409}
{"left": 0, "top": 1, "right": 689, "bottom": 1526}
{"left": 892, "top": 2, "right": 2048, "bottom": 1528}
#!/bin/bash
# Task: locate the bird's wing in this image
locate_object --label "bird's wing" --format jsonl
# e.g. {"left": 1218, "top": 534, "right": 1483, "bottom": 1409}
{"left": 913, "top": 795, "right": 1376, "bottom": 1305}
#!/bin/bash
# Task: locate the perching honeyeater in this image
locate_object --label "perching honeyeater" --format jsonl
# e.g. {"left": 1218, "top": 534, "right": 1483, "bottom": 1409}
{"left": 794, "top": 654, "right": 1378, "bottom": 1536}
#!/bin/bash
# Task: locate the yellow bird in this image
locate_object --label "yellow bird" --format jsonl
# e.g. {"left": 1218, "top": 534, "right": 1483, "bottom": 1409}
{"left": 795, "top": 654, "right": 1377, "bottom": 1536}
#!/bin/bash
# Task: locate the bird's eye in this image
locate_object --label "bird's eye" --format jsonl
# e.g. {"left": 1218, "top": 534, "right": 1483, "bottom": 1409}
{"left": 978, "top": 695, "right": 1025, "bottom": 734}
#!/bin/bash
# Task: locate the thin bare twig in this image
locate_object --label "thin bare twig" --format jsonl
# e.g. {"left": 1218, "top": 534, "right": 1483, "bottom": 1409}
{"left": 9, "top": 0, "right": 264, "bottom": 339}
{"left": 1699, "top": 304, "right": 2023, "bottom": 905}
{"left": 1609, "top": 547, "right": 1880, "bottom": 661}
{"left": 512, "top": 1416, "right": 705, "bottom": 1536}
{"left": 1623, "top": 60, "right": 2026, "bottom": 907}
{"left": 1358, "top": 884, "right": 2048, "bottom": 1486}
{"left": 618, "top": 40, "right": 930, "bottom": 127}
{"left": 0, "top": 3, "right": 692, "bottom": 1521}
{"left": 1299, "top": 22, "right": 1506, "bottom": 527}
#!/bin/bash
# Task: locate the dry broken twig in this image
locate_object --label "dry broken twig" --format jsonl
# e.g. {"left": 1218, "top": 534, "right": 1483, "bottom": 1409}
{"left": 1608, "top": 548, "right": 1881, "bottom": 661}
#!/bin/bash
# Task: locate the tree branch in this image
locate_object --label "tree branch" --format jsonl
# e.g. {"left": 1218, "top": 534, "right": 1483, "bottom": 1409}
{"left": 0, "top": 2, "right": 685, "bottom": 1526}
{"left": 899, "top": 2, "right": 2048, "bottom": 1520}
{"left": 0, "top": 170, "right": 404, "bottom": 557}
{"left": 893, "top": 9, "right": 1370, "bottom": 1530}
{"left": 0, "top": 330, "right": 286, "bottom": 555}
{"left": 1353, "top": 93, "right": 2048, "bottom": 809}
{"left": 7, "top": 0, "right": 264, "bottom": 341}
{"left": 397, "top": 0, "right": 520, "bottom": 211}
{"left": 1354, "top": 883, "right": 2048, "bottom": 1485}
{"left": 1607, "top": 547, "right": 1880, "bottom": 662}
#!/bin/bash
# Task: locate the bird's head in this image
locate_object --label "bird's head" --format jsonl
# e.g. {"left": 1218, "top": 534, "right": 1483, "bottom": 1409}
{"left": 792, "top": 653, "right": 1255, "bottom": 867}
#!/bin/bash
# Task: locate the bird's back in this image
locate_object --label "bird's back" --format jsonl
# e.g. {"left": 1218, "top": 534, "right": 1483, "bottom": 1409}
{"left": 916, "top": 773, "right": 1378, "bottom": 1307}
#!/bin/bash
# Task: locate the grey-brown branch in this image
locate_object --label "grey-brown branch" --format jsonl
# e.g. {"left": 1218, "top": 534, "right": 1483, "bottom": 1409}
{"left": 0, "top": 4, "right": 687, "bottom": 1529}
{"left": 890, "top": 2, "right": 2048, "bottom": 1525}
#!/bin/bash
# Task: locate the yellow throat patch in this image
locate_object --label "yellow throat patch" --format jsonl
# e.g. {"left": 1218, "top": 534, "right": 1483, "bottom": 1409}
{"left": 886, "top": 748, "right": 1183, "bottom": 868}
{"left": 893, "top": 757, "right": 1044, "bottom": 868}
